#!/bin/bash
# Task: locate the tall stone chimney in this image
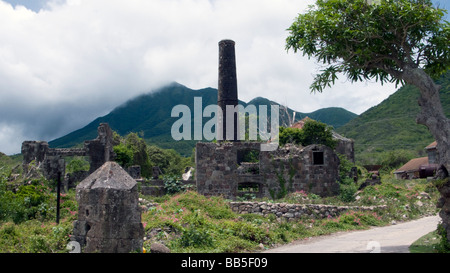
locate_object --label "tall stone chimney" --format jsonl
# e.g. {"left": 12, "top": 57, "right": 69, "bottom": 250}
{"left": 217, "top": 39, "right": 239, "bottom": 141}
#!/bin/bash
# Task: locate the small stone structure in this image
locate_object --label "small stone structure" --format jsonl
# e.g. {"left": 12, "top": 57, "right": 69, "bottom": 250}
{"left": 333, "top": 131, "right": 355, "bottom": 163}
{"left": 21, "top": 123, "right": 116, "bottom": 183}
{"left": 229, "top": 201, "right": 386, "bottom": 221}
{"left": 72, "top": 161, "right": 144, "bottom": 253}
{"left": 196, "top": 142, "right": 340, "bottom": 200}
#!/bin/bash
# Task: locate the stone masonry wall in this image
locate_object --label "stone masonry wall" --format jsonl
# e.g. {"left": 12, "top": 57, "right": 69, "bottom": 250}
{"left": 229, "top": 201, "right": 387, "bottom": 221}
{"left": 196, "top": 142, "right": 340, "bottom": 200}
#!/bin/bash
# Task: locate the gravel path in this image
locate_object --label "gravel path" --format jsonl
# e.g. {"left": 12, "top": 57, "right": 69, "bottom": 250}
{"left": 264, "top": 215, "right": 440, "bottom": 253}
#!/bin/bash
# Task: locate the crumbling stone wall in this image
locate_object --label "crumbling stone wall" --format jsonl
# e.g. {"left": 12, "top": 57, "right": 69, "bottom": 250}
{"left": 21, "top": 123, "right": 115, "bottom": 184}
{"left": 196, "top": 142, "right": 340, "bottom": 200}
{"left": 333, "top": 132, "right": 355, "bottom": 163}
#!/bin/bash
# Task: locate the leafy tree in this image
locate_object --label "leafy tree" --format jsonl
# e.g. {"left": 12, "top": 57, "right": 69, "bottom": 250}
{"left": 113, "top": 143, "right": 134, "bottom": 168}
{"left": 279, "top": 126, "right": 303, "bottom": 146}
{"left": 65, "top": 157, "right": 90, "bottom": 174}
{"left": 148, "top": 145, "right": 192, "bottom": 176}
{"left": 113, "top": 133, "right": 152, "bottom": 177}
{"left": 279, "top": 119, "right": 336, "bottom": 148}
{"left": 286, "top": 0, "right": 450, "bottom": 176}
{"left": 124, "top": 133, "right": 152, "bottom": 177}
{"left": 301, "top": 119, "right": 337, "bottom": 148}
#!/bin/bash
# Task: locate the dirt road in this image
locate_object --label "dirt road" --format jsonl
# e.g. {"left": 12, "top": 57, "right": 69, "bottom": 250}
{"left": 264, "top": 215, "right": 440, "bottom": 253}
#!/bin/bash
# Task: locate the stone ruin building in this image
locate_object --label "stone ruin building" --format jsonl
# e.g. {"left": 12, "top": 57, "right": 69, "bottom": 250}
{"left": 72, "top": 161, "right": 144, "bottom": 253}
{"left": 196, "top": 142, "right": 340, "bottom": 199}
{"left": 195, "top": 40, "right": 351, "bottom": 200}
{"left": 21, "top": 123, "right": 116, "bottom": 188}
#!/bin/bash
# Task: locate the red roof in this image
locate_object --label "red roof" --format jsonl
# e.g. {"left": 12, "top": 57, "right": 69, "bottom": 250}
{"left": 425, "top": 141, "right": 437, "bottom": 150}
{"left": 290, "top": 117, "right": 312, "bottom": 129}
{"left": 394, "top": 157, "right": 428, "bottom": 173}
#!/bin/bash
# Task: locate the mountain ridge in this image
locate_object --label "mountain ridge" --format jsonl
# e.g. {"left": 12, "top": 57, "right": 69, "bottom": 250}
{"left": 336, "top": 71, "right": 450, "bottom": 164}
{"left": 49, "top": 83, "right": 357, "bottom": 156}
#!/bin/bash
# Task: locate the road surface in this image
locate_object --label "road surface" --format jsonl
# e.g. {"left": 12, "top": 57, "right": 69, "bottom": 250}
{"left": 264, "top": 215, "right": 440, "bottom": 253}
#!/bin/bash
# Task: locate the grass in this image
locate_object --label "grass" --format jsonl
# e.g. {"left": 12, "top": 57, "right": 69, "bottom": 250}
{"left": 0, "top": 163, "right": 444, "bottom": 253}
{"left": 141, "top": 191, "right": 388, "bottom": 253}
{"left": 409, "top": 230, "right": 441, "bottom": 253}
{"left": 139, "top": 172, "right": 441, "bottom": 253}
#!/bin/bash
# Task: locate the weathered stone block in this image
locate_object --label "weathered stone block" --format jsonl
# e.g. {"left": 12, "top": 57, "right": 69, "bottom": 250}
{"left": 73, "top": 161, "right": 144, "bottom": 253}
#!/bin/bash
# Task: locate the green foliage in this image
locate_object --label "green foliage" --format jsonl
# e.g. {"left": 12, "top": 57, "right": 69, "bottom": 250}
{"left": 124, "top": 133, "right": 153, "bottom": 178}
{"left": 287, "top": 0, "right": 450, "bottom": 166}
{"left": 337, "top": 153, "right": 355, "bottom": 181}
{"left": 270, "top": 159, "right": 295, "bottom": 200}
{"left": 141, "top": 188, "right": 437, "bottom": 253}
{"left": 279, "top": 119, "right": 337, "bottom": 149}
{"left": 279, "top": 127, "right": 303, "bottom": 146}
{"left": 241, "top": 150, "right": 260, "bottom": 163}
{"left": 148, "top": 145, "right": 192, "bottom": 176}
{"left": 0, "top": 177, "right": 53, "bottom": 224}
{"left": 338, "top": 180, "right": 358, "bottom": 203}
{"left": 437, "top": 223, "right": 450, "bottom": 253}
{"left": 113, "top": 132, "right": 192, "bottom": 178}
{"left": 65, "top": 157, "right": 90, "bottom": 174}
{"left": 49, "top": 83, "right": 357, "bottom": 157}
{"left": 162, "top": 175, "right": 185, "bottom": 195}
{"left": 337, "top": 71, "right": 450, "bottom": 165}
{"left": 0, "top": 220, "right": 73, "bottom": 253}
{"left": 113, "top": 143, "right": 134, "bottom": 168}
{"left": 379, "top": 150, "right": 416, "bottom": 172}
{"left": 286, "top": 0, "right": 450, "bottom": 92}
{"left": 322, "top": 210, "right": 383, "bottom": 230}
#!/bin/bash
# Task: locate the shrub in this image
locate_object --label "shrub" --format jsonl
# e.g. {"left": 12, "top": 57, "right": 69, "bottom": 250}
{"left": 338, "top": 177, "right": 358, "bottom": 203}
{"left": 0, "top": 178, "right": 53, "bottom": 224}
{"left": 437, "top": 223, "right": 450, "bottom": 253}
{"left": 162, "top": 175, "right": 185, "bottom": 194}
{"left": 65, "top": 157, "right": 90, "bottom": 174}
{"left": 113, "top": 143, "right": 134, "bottom": 168}
{"left": 180, "top": 227, "right": 215, "bottom": 248}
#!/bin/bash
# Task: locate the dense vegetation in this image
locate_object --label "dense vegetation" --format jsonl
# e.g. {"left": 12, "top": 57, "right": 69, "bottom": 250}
{"left": 141, "top": 173, "right": 444, "bottom": 253}
{"left": 0, "top": 151, "right": 446, "bottom": 253}
{"left": 113, "top": 132, "right": 193, "bottom": 179}
{"left": 279, "top": 119, "right": 336, "bottom": 148}
{"left": 337, "top": 71, "right": 450, "bottom": 165}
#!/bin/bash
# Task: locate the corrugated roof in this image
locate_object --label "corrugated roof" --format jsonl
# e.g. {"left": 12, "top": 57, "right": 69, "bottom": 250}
{"left": 394, "top": 157, "right": 428, "bottom": 173}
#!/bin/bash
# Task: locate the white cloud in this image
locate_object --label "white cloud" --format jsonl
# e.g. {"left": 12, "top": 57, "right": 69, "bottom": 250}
{"left": 0, "top": 0, "right": 399, "bottom": 155}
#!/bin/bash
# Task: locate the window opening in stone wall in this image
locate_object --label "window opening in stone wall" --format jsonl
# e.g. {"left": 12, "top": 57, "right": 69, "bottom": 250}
{"left": 313, "top": 151, "right": 324, "bottom": 165}
{"left": 237, "top": 149, "right": 260, "bottom": 174}
{"left": 237, "top": 149, "right": 260, "bottom": 164}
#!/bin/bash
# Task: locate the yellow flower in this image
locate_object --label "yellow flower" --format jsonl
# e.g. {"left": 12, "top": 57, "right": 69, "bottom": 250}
{"left": 143, "top": 247, "right": 147, "bottom": 253}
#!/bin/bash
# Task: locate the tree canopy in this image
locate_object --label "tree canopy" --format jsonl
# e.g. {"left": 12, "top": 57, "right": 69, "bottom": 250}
{"left": 279, "top": 119, "right": 337, "bottom": 148}
{"left": 286, "top": 0, "right": 450, "bottom": 92}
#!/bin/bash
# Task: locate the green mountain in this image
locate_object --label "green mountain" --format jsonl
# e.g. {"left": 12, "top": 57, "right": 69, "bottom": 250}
{"left": 247, "top": 97, "right": 357, "bottom": 129}
{"left": 49, "top": 82, "right": 357, "bottom": 156}
{"left": 337, "top": 71, "right": 450, "bottom": 164}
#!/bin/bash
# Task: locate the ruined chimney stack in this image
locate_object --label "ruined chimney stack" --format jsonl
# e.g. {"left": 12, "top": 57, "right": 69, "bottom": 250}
{"left": 217, "top": 39, "right": 239, "bottom": 141}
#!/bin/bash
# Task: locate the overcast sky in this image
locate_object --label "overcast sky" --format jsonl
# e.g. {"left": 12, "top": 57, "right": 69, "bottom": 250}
{"left": 0, "top": 0, "right": 448, "bottom": 155}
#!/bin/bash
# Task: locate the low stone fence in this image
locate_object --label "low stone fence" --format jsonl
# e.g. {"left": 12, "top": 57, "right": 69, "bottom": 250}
{"left": 229, "top": 201, "right": 387, "bottom": 221}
